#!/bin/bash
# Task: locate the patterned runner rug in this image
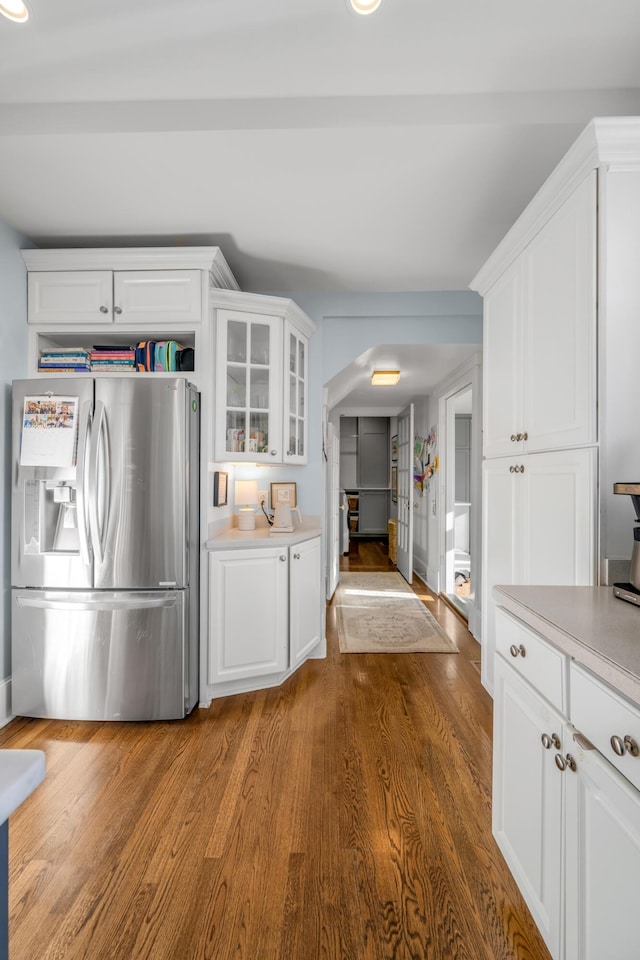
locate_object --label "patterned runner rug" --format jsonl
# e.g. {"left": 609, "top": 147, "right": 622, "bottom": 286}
{"left": 335, "top": 572, "right": 459, "bottom": 654}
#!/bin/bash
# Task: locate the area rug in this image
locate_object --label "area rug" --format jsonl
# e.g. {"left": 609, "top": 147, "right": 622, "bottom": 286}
{"left": 335, "top": 572, "right": 458, "bottom": 654}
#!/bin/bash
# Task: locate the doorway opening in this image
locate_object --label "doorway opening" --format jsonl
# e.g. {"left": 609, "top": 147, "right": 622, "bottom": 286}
{"left": 445, "top": 386, "right": 473, "bottom": 619}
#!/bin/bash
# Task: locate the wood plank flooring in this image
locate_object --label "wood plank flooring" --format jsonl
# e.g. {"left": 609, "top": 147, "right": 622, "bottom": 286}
{"left": 0, "top": 541, "right": 551, "bottom": 960}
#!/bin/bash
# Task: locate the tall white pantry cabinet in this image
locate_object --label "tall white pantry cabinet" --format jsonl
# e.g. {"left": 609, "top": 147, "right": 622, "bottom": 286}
{"left": 471, "top": 118, "right": 640, "bottom": 696}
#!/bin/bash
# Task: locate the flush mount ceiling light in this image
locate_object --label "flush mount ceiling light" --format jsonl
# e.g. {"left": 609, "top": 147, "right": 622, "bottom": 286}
{"left": 0, "top": 0, "right": 29, "bottom": 22}
{"left": 371, "top": 370, "right": 400, "bottom": 386}
{"left": 348, "top": 0, "right": 383, "bottom": 15}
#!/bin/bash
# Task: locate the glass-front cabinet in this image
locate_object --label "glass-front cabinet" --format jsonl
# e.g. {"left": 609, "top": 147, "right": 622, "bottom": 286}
{"left": 285, "top": 322, "right": 308, "bottom": 463}
{"left": 215, "top": 310, "right": 281, "bottom": 462}
{"left": 213, "top": 297, "right": 315, "bottom": 465}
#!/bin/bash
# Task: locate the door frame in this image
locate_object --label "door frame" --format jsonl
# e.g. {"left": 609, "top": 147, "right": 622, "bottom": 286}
{"left": 437, "top": 354, "right": 483, "bottom": 640}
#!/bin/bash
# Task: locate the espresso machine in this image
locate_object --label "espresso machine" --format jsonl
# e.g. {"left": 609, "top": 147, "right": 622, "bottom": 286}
{"left": 613, "top": 483, "right": 640, "bottom": 606}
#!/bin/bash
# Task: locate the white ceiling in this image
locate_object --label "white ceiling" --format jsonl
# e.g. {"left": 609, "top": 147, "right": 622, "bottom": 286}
{"left": 1, "top": 1, "right": 640, "bottom": 408}
{"left": 1, "top": 0, "right": 640, "bottom": 296}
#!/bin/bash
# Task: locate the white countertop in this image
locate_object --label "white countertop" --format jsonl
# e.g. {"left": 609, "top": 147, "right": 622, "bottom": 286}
{"left": 495, "top": 585, "right": 640, "bottom": 706}
{"left": 0, "top": 749, "right": 46, "bottom": 824}
{"left": 206, "top": 517, "right": 321, "bottom": 550}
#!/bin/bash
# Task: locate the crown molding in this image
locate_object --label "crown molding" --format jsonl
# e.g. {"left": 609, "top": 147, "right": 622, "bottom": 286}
{"left": 209, "top": 288, "right": 316, "bottom": 337}
{"left": 21, "top": 246, "right": 240, "bottom": 289}
{"left": 471, "top": 117, "right": 640, "bottom": 295}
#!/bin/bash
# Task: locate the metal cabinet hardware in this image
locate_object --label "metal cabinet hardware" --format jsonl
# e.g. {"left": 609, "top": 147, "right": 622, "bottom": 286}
{"left": 508, "top": 465, "right": 526, "bottom": 474}
{"left": 572, "top": 730, "right": 595, "bottom": 751}
{"left": 555, "top": 753, "right": 577, "bottom": 772}
{"left": 541, "top": 733, "right": 561, "bottom": 750}
{"left": 279, "top": 555, "right": 287, "bottom": 562}
{"left": 610, "top": 734, "right": 640, "bottom": 758}
{"left": 509, "top": 643, "right": 527, "bottom": 658}
{"left": 293, "top": 553, "right": 301, "bottom": 560}
{"left": 99, "top": 305, "right": 109, "bottom": 314}
{"left": 114, "top": 306, "right": 123, "bottom": 315}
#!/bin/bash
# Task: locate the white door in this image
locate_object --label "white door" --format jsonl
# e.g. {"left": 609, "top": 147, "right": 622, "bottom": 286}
{"left": 481, "top": 457, "right": 519, "bottom": 694}
{"left": 113, "top": 270, "right": 201, "bottom": 324}
{"left": 482, "top": 258, "right": 523, "bottom": 459}
{"left": 28, "top": 270, "right": 113, "bottom": 324}
{"left": 208, "top": 547, "right": 288, "bottom": 682}
{"left": 522, "top": 172, "right": 597, "bottom": 453}
{"left": 326, "top": 423, "right": 340, "bottom": 600}
{"left": 290, "top": 537, "right": 322, "bottom": 667}
{"left": 564, "top": 723, "right": 640, "bottom": 960}
{"left": 396, "top": 404, "right": 414, "bottom": 583}
{"left": 492, "top": 657, "right": 563, "bottom": 960}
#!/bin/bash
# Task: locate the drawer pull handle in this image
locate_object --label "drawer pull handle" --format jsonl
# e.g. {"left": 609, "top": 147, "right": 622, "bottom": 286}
{"left": 555, "top": 753, "right": 577, "bottom": 772}
{"left": 610, "top": 735, "right": 640, "bottom": 758}
{"left": 509, "top": 643, "right": 526, "bottom": 658}
{"left": 541, "top": 733, "right": 561, "bottom": 750}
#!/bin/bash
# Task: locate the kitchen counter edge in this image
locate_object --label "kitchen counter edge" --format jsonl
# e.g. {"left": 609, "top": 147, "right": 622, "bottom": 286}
{"left": 495, "top": 585, "right": 640, "bottom": 708}
{"left": 206, "top": 522, "right": 321, "bottom": 550}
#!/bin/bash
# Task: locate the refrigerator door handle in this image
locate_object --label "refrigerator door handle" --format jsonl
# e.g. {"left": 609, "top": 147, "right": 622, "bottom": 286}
{"left": 75, "top": 400, "right": 92, "bottom": 568}
{"left": 16, "top": 595, "right": 178, "bottom": 612}
{"left": 88, "top": 400, "right": 110, "bottom": 566}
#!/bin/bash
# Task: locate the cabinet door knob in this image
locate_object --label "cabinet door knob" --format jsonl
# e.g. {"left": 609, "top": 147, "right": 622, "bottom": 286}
{"left": 279, "top": 555, "right": 287, "bottom": 562}
{"left": 541, "top": 732, "right": 561, "bottom": 750}
{"left": 555, "top": 753, "right": 577, "bottom": 772}
{"left": 509, "top": 643, "right": 526, "bottom": 658}
{"left": 509, "top": 465, "right": 516, "bottom": 473}
{"left": 99, "top": 305, "right": 109, "bottom": 314}
{"left": 610, "top": 734, "right": 640, "bottom": 758}
{"left": 293, "top": 552, "right": 301, "bottom": 560}
{"left": 510, "top": 434, "right": 518, "bottom": 442}
{"left": 114, "top": 305, "right": 123, "bottom": 315}
{"left": 270, "top": 450, "right": 278, "bottom": 456}
{"left": 522, "top": 432, "right": 528, "bottom": 441}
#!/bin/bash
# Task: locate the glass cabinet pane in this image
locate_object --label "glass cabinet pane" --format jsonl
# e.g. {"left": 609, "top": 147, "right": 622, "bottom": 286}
{"left": 289, "top": 332, "right": 297, "bottom": 373}
{"left": 250, "top": 368, "right": 269, "bottom": 410}
{"left": 289, "top": 416, "right": 298, "bottom": 457}
{"left": 226, "top": 412, "right": 246, "bottom": 453}
{"left": 227, "top": 320, "right": 247, "bottom": 363}
{"left": 250, "top": 323, "right": 270, "bottom": 365}
{"left": 249, "top": 413, "right": 269, "bottom": 452}
{"left": 298, "top": 340, "right": 305, "bottom": 379}
{"left": 227, "top": 366, "right": 246, "bottom": 407}
{"left": 289, "top": 373, "right": 296, "bottom": 415}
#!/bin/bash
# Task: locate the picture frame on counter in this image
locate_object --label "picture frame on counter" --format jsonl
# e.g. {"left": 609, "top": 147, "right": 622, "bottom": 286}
{"left": 270, "top": 481, "right": 297, "bottom": 509}
{"left": 213, "top": 471, "right": 228, "bottom": 507}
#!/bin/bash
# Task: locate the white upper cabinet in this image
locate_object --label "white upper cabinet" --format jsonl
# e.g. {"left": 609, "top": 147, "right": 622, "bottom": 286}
{"left": 28, "top": 271, "right": 114, "bottom": 325}
{"left": 113, "top": 270, "right": 202, "bottom": 324}
{"left": 482, "top": 172, "right": 597, "bottom": 459}
{"left": 29, "top": 269, "right": 202, "bottom": 325}
{"left": 212, "top": 293, "right": 315, "bottom": 465}
{"left": 214, "top": 309, "right": 283, "bottom": 463}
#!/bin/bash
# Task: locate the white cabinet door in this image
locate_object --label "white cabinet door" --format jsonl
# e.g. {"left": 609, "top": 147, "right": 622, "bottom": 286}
{"left": 481, "top": 448, "right": 596, "bottom": 694}
{"left": 28, "top": 271, "right": 113, "bottom": 325}
{"left": 522, "top": 173, "right": 597, "bottom": 453}
{"left": 493, "top": 656, "right": 564, "bottom": 959}
{"left": 113, "top": 270, "right": 201, "bottom": 324}
{"left": 289, "top": 537, "right": 322, "bottom": 667}
{"left": 564, "top": 724, "right": 640, "bottom": 960}
{"left": 481, "top": 457, "right": 519, "bottom": 693}
{"left": 208, "top": 547, "right": 288, "bottom": 683}
{"left": 214, "top": 310, "right": 283, "bottom": 463}
{"left": 483, "top": 258, "right": 523, "bottom": 459}
{"left": 283, "top": 321, "right": 308, "bottom": 464}
{"left": 519, "top": 447, "right": 596, "bottom": 587}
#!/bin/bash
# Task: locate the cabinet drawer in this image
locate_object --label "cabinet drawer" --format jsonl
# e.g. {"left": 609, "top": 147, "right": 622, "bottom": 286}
{"left": 495, "top": 607, "right": 568, "bottom": 712}
{"left": 570, "top": 663, "right": 640, "bottom": 792}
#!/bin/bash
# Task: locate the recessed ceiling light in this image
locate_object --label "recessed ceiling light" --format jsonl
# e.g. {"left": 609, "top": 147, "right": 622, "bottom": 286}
{"left": 371, "top": 370, "right": 400, "bottom": 386}
{"left": 348, "top": 0, "right": 383, "bottom": 15}
{"left": 0, "top": 0, "right": 29, "bottom": 22}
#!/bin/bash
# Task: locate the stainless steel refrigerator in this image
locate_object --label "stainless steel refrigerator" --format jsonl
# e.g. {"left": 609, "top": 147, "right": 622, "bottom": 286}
{"left": 11, "top": 377, "right": 200, "bottom": 721}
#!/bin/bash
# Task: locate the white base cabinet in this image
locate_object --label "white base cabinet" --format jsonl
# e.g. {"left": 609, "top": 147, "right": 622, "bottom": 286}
{"left": 493, "top": 606, "right": 640, "bottom": 960}
{"left": 208, "top": 536, "right": 322, "bottom": 687}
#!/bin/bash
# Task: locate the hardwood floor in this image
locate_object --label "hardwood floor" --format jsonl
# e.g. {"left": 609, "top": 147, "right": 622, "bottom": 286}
{"left": 0, "top": 542, "right": 551, "bottom": 960}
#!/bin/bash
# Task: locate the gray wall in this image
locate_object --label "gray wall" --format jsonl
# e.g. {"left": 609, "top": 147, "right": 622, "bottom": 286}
{"left": 0, "top": 220, "right": 30, "bottom": 695}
